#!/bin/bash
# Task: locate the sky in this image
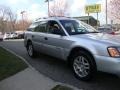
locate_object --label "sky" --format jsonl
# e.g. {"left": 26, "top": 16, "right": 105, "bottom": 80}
{"left": 0, "top": 0, "right": 111, "bottom": 24}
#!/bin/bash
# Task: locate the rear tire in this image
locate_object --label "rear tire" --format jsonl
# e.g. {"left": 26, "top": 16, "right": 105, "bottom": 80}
{"left": 27, "top": 42, "right": 36, "bottom": 58}
{"left": 71, "top": 50, "right": 96, "bottom": 81}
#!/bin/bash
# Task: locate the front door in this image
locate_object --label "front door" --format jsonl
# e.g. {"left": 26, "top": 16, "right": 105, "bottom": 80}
{"left": 43, "top": 20, "right": 68, "bottom": 59}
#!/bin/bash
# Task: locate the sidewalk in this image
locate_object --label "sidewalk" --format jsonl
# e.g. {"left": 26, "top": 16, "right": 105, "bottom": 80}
{"left": 0, "top": 44, "right": 80, "bottom": 90}
{"left": 0, "top": 67, "right": 79, "bottom": 90}
{"left": 0, "top": 68, "right": 56, "bottom": 90}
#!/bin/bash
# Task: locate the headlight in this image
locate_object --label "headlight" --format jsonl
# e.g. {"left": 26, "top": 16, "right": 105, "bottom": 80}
{"left": 108, "top": 47, "right": 120, "bottom": 57}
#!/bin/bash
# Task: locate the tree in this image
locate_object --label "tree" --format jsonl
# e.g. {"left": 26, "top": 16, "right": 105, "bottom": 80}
{"left": 50, "top": 0, "right": 69, "bottom": 17}
{"left": 0, "top": 5, "right": 31, "bottom": 33}
{"left": 7, "top": 9, "right": 17, "bottom": 32}
{"left": 0, "top": 5, "right": 17, "bottom": 33}
{"left": 15, "top": 20, "right": 31, "bottom": 31}
{"left": 108, "top": 0, "right": 120, "bottom": 23}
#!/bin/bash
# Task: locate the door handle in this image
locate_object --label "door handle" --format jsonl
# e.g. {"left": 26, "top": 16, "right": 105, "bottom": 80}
{"left": 32, "top": 35, "right": 34, "bottom": 38}
{"left": 44, "top": 37, "right": 48, "bottom": 40}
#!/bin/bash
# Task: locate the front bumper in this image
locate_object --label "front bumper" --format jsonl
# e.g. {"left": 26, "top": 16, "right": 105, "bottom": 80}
{"left": 94, "top": 55, "right": 120, "bottom": 76}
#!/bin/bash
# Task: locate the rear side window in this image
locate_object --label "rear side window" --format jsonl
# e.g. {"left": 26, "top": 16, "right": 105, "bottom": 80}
{"left": 34, "top": 21, "right": 47, "bottom": 33}
{"left": 27, "top": 28, "right": 32, "bottom": 31}
{"left": 27, "top": 22, "right": 40, "bottom": 31}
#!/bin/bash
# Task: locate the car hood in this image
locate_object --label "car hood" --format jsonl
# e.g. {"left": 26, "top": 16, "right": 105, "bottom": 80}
{"left": 72, "top": 33, "right": 120, "bottom": 45}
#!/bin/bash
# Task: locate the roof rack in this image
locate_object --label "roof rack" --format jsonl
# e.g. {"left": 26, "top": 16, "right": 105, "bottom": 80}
{"left": 35, "top": 17, "right": 48, "bottom": 21}
{"left": 35, "top": 16, "right": 71, "bottom": 22}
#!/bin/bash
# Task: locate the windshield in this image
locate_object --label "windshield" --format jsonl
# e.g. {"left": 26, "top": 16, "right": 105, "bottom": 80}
{"left": 60, "top": 20, "right": 98, "bottom": 35}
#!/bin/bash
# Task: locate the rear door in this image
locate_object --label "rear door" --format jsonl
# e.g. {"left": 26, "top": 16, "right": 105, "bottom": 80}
{"left": 31, "top": 21, "right": 48, "bottom": 53}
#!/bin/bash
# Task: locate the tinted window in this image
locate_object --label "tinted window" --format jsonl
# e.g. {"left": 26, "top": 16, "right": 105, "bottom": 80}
{"left": 29, "top": 22, "right": 39, "bottom": 28}
{"left": 27, "top": 22, "right": 40, "bottom": 31}
{"left": 47, "top": 20, "right": 65, "bottom": 35}
{"left": 34, "top": 21, "right": 47, "bottom": 33}
{"left": 27, "top": 28, "right": 32, "bottom": 31}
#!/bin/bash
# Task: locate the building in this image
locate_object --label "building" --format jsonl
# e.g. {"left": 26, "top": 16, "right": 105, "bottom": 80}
{"left": 74, "top": 16, "right": 99, "bottom": 27}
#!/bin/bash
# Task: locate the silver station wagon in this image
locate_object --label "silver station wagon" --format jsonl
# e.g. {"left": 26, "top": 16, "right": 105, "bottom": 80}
{"left": 24, "top": 17, "right": 120, "bottom": 81}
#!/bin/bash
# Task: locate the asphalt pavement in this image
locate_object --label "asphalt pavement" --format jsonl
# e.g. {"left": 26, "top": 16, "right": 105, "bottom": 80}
{"left": 0, "top": 40, "right": 120, "bottom": 90}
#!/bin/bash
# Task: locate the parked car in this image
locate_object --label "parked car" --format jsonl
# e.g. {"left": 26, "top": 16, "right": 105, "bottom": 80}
{"left": 15, "top": 31, "right": 24, "bottom": 39}
{"left": 3, "top": 32, "right": 19, "bottom": 39}
{"left": 0, "top": 33, "right": 3, "bottom": 41}
{"left": 98, "top": 27, "right": 120, "bottom": 35}
{"left": 18, "top": 33, "right": 24, "bottom": 39}
{"left": 24, "top": 17, "right": 120, "bottom": 81}
{"left": 3, "top": 32, "right": 11, "bottom": 39}
{"left": 10, "top": 32, "right": 18, "bottom": 39}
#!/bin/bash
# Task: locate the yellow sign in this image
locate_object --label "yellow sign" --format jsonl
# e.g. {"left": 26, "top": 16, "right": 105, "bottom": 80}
{"left": 85, "top": 4, "right": 101, "bottom": 13}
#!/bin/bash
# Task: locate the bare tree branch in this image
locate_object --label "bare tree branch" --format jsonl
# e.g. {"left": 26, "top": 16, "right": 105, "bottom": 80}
{"left": 108, "top": 0, "right": 120, "bottom": 23}
{"left": 49, "top": 0, "right": 69, "bottom": 17}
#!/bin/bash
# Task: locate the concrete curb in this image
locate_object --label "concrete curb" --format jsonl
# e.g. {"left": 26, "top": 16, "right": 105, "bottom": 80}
{"left": 0, "top": 45, "right": 80, "bottom": 90}
{"left": 4, "top": 39, "right": 24, "bottom": 42}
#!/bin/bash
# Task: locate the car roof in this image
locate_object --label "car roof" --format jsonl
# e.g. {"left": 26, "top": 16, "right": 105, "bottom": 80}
{"left": 34, "top": 17, "right": 77, "bottom": 23}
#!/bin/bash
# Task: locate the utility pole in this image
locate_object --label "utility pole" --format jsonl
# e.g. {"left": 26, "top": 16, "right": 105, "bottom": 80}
{"left": 106, "top": 0, "right": 108, "bottom": 24}
{"left": 48, "top": 0, "right": 50, "bottom": 17}
{"left": 45, "top": 0, "right": 50, "bottom": 17}
{"left": 88, "top": 13, "right": 89, "bottom": 25}
{"left": 45, "top": 0, "right": 53, "bottom": 17}
{"left": 97, "top": 12, "right": 99, "bottom": 29}
{"left": 21, "top": 11, "right": 25, "bottom": 31}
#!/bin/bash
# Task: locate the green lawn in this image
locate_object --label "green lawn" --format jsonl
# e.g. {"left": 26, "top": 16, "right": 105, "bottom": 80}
{"left": 0, "top": 47, "right": 28, "bottom": 81}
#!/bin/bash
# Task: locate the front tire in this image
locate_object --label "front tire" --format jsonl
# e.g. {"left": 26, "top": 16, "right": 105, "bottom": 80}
{"left": 27, "top": 42, "right": 36, "bottom": 58}
{"left": 71, "top": 51, "right": 96, "bottom": 81}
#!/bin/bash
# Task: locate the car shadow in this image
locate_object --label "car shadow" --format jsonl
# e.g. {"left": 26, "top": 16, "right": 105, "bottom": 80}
{"left": 27, "top": 52, "right": 120, "bottom": 90}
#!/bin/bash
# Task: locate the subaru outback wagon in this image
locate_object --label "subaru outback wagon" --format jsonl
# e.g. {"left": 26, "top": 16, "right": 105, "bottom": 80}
{"left": 24, "top": 17, "right": 120, "bottom": 81}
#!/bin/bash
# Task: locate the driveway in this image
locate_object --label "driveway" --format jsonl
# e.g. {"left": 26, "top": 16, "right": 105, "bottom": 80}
{"left": 0, "top": 40, "right": 120, "bottom": 90}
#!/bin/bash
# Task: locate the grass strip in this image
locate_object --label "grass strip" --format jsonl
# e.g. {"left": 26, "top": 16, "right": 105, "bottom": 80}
{"left": 0, "top": 47, "right": 28, "bottom": 81}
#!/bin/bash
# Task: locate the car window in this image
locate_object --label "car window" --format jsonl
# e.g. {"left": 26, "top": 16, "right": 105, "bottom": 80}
{"left": 28, "top": 22, "right": 40, "bottom": 31}
{"left": 34, "top": 21, "right": 47, "bottom": 33}
{"left": 27, "top": 28, "right": 33, "bottom": 31}
{"left": 47, "top": 20, "right": 65, "bottom": 35}
{"left": 29, "top": 22, "right": 39, "bottom": 28}
{"left": 64, "top": 23, "right": 76, "bottom": 33}
{"left": 60, "top": 20, "right": 98, "bottom": 35}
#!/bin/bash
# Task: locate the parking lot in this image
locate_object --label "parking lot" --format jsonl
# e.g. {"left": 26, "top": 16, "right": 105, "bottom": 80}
{"left": 0, "top": 40, "right": 120, "bottom": 90}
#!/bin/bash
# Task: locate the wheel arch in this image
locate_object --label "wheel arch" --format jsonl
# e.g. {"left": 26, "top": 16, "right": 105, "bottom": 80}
{"left": 67, "top": 46, "right": 97, "bottom": 67}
